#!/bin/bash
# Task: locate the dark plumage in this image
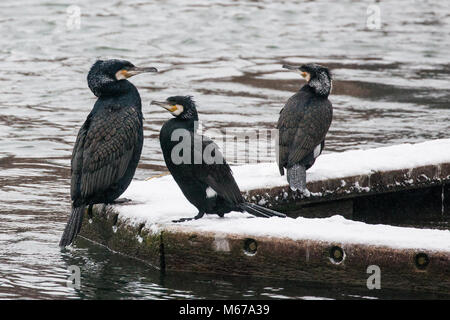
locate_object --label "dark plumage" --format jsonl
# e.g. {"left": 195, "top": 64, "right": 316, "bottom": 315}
{"left": 277, "top": 63, "right": 333, "bottom": 192}
{"left": 153, "top": 96, "right": 286, "bottom": 221}
{"left": 60, "top": 59, "right": 157, "bottom": 247}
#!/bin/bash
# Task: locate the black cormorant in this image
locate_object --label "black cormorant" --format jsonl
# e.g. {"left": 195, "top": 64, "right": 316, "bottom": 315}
{"left": 59, "top": 59, "right": 158, "bottom": 247}
{"left": 152, "top": 96, "right": 286, "bottom": 222}
{"left": 277, "top": 63, "right": 333, "bottom": 192}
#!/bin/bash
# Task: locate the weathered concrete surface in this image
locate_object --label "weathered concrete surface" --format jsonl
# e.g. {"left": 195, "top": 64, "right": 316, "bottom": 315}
{"left": 82, "top": 206, "right": 163, "bottom": 270}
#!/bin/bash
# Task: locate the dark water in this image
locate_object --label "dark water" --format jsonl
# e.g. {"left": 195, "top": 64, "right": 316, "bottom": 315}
{"left": 0, "top": 0, "right": 449, "bottom": 299}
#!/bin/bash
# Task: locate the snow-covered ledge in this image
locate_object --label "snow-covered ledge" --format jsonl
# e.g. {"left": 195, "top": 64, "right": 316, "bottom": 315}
{"left": 113, "top": 139, "right": 450, "bottom": 226}
{"left": 79, "top": 139, "right": 450, "bottom": 294}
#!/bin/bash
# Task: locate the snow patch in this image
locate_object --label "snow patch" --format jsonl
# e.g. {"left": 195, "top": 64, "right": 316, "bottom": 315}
{"left": 171, "top": 215, "right": 450, "bottom": 252}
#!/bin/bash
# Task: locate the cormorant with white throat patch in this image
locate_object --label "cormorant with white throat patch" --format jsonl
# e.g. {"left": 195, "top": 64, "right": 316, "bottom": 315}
{"left": 59, "top": 59, "right": 158, "bottom": 247}
{"left": 153, "top": 96, "right": 286, "bottom": 222}
{"left": 277, "top": 63, "right": 333, "bottom": 193}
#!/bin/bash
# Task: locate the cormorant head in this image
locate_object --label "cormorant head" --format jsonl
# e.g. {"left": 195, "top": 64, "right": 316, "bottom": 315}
{"left": 151, "top": 96, "right": 198, "bottom": 120}
{"left": 282, "top": 63, "right": 332, "bottom": 96}
{"left": 87, "top": 59, "right": 158, "bottom": 97}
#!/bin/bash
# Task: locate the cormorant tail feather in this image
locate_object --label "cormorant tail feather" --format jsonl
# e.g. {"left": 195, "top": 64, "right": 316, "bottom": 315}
{"left": 59, "top": 206, "right": 85, "bottom": 247}
{"left": 239, "top": 202, "right": 286, "bottom": 218}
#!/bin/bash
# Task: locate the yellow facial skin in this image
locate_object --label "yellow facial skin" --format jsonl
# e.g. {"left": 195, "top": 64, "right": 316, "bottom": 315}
{"left": 168, "top": 105, "right": 178, "bottom": 112}
{"left": 115, "top": 69, "right": 131, "bottom": 80}
{"left": 151, "top": 101, "right": 184, "bottom": 116}
{"left": 168, "top": 104, "right": 184, "bottom": 116}
{"left": 301, "top": 71, "right": 311, "bottom": 82}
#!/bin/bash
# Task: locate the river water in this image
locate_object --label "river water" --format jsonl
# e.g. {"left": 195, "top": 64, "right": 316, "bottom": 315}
{"left": 0, "top": 0, "right": 449, "bottom": 299}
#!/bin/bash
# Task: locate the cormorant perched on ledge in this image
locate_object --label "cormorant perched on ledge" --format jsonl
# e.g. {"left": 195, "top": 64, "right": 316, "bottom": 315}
{"left": 152, "top": 96, "right": 286, "bottom": 222}
{"left": 60, "top": 59, "right": 157, "bottom": 247}
{"left": 277, "top": 63, "right": 333, "bottom": 192}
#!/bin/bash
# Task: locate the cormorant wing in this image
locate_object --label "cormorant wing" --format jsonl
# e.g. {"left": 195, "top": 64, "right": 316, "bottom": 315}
{"left": 277, "top": 91, "right": 332, "bottom": 171}
{"left": 276, "top": 91, "right": 308, "bottom": 174}
{"left": 71, "top": 107, "right": 142, "bottom": 201}
{"left": 286, "top": 99, "right": 332, "bottom": 168}
{"left": 191, "top": 133, "right": 244, "bottom": 205}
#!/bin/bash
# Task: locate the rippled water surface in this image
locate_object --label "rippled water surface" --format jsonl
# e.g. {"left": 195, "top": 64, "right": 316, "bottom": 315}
{"left": 1, "top": 0, "right": 449, "bottom": 299}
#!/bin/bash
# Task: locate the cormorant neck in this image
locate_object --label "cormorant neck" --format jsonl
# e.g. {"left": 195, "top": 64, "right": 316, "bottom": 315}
{"left": 180, "top": 111, "right": 199, "bottom": 122}
{"left": 175, "top": 117, "right": 199, "bottom": 132}
{"left": 307, "top": 75, "right": 332, "bottom": 97}
{"left": 89, "top": 78, "right": 136, "bottom": 98}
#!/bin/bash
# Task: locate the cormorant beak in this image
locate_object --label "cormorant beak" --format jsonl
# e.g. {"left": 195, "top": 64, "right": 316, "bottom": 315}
{"left": 282, "top": 64, "right": 310, "bottom": 80}
{"left": 116, "top": 66, "right": 158, "bottom": 80}
{"left": 282, "top": 64, "right": 300, "bottom": 71}
{"left": 151, "top": 100, "right": 179, "bottom": 113}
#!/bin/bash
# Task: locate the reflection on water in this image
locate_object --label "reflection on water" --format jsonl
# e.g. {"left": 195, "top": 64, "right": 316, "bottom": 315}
{"left": 0, "top": 0, "right": 449, "bottom": 299}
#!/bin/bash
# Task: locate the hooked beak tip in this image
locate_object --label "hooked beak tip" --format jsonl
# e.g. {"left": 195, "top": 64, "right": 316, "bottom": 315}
{"left": 129, "top": 67, "right": 158, "bottom": 76}
{"left": 138, "top": 67, "right": 158, "bottom": 73}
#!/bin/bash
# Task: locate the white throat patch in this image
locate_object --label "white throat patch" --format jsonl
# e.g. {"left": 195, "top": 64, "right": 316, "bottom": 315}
{"left": 171, "top": 104, "right": 184, "bottom": 116}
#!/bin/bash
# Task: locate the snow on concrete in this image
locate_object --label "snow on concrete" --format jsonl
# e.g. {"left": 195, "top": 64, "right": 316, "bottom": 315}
{"left": 167, "top": 215, "right": 450, "bottom": 252}
{"left": 115, "top": 139, "right": 450, "bottom": 252}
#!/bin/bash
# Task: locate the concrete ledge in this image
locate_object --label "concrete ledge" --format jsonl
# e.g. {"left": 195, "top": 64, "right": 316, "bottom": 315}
{"left": 247, "top": 162, "right": 450, "bottom": 205}
{"left": 245, "top": 162, "right": 449, "bottom": 227}
{"left": 80, "top": 207, "right": 450, "bottom": 295}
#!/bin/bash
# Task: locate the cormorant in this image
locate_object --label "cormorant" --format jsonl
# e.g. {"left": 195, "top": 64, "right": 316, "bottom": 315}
{"left": 59, "top": 59, "right": 158, "bottom": 247}
{"left": 152, "top": 96, "right": 286, "bottom": 222}
{"left": 277, "top": 63, "right": 333, "bottom": 192}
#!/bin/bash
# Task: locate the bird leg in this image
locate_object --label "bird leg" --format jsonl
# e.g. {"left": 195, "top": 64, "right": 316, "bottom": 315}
{"left": 87, "top": 204, "right": 93, "bottom": 219}
{"left": 287, "top": 164, "right": 307, "bottom": 192}
{"left": 172, "top": 211, "right": 205, "bottom": 223}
